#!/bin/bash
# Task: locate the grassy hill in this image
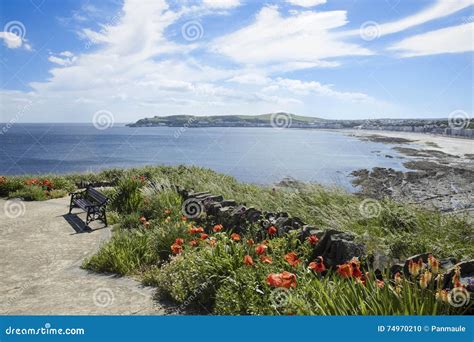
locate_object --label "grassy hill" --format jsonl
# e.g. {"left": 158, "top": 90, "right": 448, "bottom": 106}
{"left": 127, "top": 113, "right": 326, "bottom": 127}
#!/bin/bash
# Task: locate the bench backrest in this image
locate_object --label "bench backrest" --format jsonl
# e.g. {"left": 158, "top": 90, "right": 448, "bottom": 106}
{"left": 85, "top": 186, "right": 108, "bottom": 205}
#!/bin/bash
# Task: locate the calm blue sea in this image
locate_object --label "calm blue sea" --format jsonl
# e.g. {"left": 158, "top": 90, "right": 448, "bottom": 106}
{"left": 0, "top": 124, "right": 409, "bottom": 190}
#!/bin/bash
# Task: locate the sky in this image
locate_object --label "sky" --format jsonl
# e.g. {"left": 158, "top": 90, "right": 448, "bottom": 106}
{"left": 0, "top": 0, "right": 472, "bottom": 123}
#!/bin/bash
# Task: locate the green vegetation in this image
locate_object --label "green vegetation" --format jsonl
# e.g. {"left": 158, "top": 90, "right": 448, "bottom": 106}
{"left": 1, "top": 166, "right": 472, "bottom": 315}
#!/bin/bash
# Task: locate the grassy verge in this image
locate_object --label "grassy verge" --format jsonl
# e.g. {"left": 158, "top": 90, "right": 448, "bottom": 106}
{"left": 2, "top": 166, "right": 472, "bottom": 314}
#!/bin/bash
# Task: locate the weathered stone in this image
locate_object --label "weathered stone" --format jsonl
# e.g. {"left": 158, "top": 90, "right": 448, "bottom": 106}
{"left": 310, "top": 229, "right": 366, "bottom": 268}
{"left": 390, "top": 263, "right": 404, "bottom": 277}
{"left": 371, "top": 251, "right": 391, "bottom": 272}
{"left": 221, "top": 200, "right": 237, "bottom": 207}
{"left": 245, "top": 207, "right": 262, "bottom": 223}
{"left": 439, "top": 257, "right": 458, "bottom": 271}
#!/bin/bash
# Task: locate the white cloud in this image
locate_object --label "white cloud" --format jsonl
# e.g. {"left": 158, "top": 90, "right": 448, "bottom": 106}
{"left": 388, "top": 22, "right": 474, "bottom": 57}
{"left": 211, "top": 6, "right": 371, "bottom": 69}
{"left": 0, "top": 31, "right": 31, "bottom": 50}
{"left": 265, "top": 78, "right": 373, "bottom": 103}
{"left": 286, "top": 0, "right": 326, "bottom": 8}
{"left": 202, "top": 0, "right": 241, "bottom": 9}
{"left": 344, "top": 0, "right": 472, "bottom": 38}
{"left": 48, "top": 51, "right": 77, "bottom": 66}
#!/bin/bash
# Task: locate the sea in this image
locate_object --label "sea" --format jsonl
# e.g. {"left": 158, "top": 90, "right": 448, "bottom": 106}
{"left": 0, "top": 124, "right": 410, "bottom": 191}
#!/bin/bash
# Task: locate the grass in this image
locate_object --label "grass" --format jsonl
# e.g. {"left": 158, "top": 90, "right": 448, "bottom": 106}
{"left": 1, "top": 165, "right": 472, "bottom": 315}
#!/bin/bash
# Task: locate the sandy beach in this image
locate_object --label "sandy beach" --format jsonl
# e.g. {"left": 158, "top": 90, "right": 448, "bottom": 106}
{"left": 343, "top": 130, "right": 474, "bottom": 157}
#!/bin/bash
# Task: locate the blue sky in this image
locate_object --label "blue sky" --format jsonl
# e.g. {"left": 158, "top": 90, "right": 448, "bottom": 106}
{"left": 0, "top": 0, "right": 472, "bottom": 123}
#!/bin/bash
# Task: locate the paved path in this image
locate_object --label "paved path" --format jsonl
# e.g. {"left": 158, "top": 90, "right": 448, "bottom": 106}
{"left": 0, "top": 197, "right": 164, "bottom": 315}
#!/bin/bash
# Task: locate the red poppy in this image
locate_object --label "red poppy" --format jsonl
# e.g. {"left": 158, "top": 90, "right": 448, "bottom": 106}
{"left": 260, "top": 256, "right": 272, "bottom": 264}
{"left": 189, "top": 227, "right": 205, "bottom": 234}
{"left": 337, "top": 263, "right": 353, "bottom": 278}
{"left": 350, "top": 259, "right": 363, "bottom": 279}
{"left": 267, "top": 226, "right": 277, "bottom": 236}
{"left": 267, "top": 271, "right": 297, "bottom": 289}
{"left": 307, "top": 235, "right": 319, "bottom": 245}
{"left": 170, "top": 243, "right": 182, "bottom": 255}
{"left": 284, "top": 252, "right": 300, "bottom": 267}
{"left": 200, "top": 233, "right": 209, "bottom": 240}
{"left": 308, "top": 256, "right": 326, "bottom": 273}
{"left": 213, "top": 224, "right": 223, "bottom": 232}
{"left": 230, "top": 233, "right": 241, "bottom": 241}
{"left": 247, "top": 239, "right": 254, "bottom": 246}
{"left": 139, "top": 216, "right": 147, "bottom": 224}
{"left": 189, "top": 240, "right": 198, "bottom": 247}
{"left": 175, "top": 238, "right": 184, "bottom": 246}
{"left": 243, "top": 255, "right": 254, "bottom": 266}
{"left": 208, "top": 238, "right": 217, "bottom": 247}
{"left": 255, "top": 244, "right": 268, "bottom": 255}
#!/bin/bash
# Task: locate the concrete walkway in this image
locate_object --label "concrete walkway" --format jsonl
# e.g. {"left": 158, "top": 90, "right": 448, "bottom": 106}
{"left": 0, "top": 197, "right": 164, "bottom": 315}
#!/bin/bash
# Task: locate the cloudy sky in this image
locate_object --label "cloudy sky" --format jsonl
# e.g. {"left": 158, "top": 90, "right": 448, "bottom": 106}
{"left": 0, "top": 0, "right": 472, "bottom": 123}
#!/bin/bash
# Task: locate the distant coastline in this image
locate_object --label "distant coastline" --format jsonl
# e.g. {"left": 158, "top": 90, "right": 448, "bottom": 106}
{"left": 127, "top": 113, "right": 474, "bottom": 139}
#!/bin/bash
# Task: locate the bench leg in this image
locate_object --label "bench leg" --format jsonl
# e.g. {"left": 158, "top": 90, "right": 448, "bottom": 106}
{"left": 69, "top": 196, "right": 74, "bottom": 214}
{"left": 85, "top": 209, "right": 91, "bottom": 227}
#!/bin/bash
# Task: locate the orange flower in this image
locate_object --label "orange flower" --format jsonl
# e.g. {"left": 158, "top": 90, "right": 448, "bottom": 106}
{"left": 350, "top": 258, "right": 363, "bottom": 279}
{"left": 436, "top": 289, "right": 449, "bottom": 303}
{"left": 247, "top": 239, "right": 254, "bottom": 246}
{"left": 453, "top": 266, "right": 462, "bottom": 288}
{"left": 243, "top": 255, "right": 254, "bottom": 266}
{"left": 189, "top": 240, "right": 198, "bottom": 247}
{"left": 139, "top": 216, "right": 147, "bottom": 224}
{"left": 419, "top": 270, "right": 432, "bottom": 289}
{"left": 230, "top": 233, "right": 241, "bottom": 241}
{"left": 200, "top": 233, "right": 209, "bottom": 240}
{"left": 144, "top": 221, "right": 150, "bottom": 229}
{"left": 284, "top": 252, "right": 300, "bottom": 267}
{"left": 164, "top": 209, "right": 171, "bottom": 215}
{"left": 267, "top": 226, "right": 277, "bottom": 236}
{"left": 428, "top": 254, "right": 439, "bottom": 273}
{"left": 180, "top": 216, "right": 187, "bottom": 222}
{"left": 171, "top": 243, "right": 182, "bottom": 255}
{"left": 175, "top": 238, "right": 184, "bottom": 246}
{"left": 376, "top": 279, "right": 385, "bottom": 288}
{"left": 308, "top": 256, "right": 326, "bottom": 273}
{"left": 394, "top": 272, "right": 403, "bottom": 285}
{"left": 337, "top": 263, "right": 353, "bottom": 278}
{"left": 266, "top": 271, "right": 297, "bottom": 289}
{"left": 307, "top": 235, "right": 319, "bottom": 245}
{"left": 189, "top": 227, "right": 205, "bottom": 234}
{"left": 260, "top": 256, "right": 273, "bottom": 264}
{"left": 255, "top": 244, "right": 268, "bottom": 255}
{"left": 408, "top": 258, "right": 423, "bottom": 277}
{"left": 208, "top": 238, "right": 217, "bottom": 247}
{"left": 213, "top": 224, "right": 223, "bottom": 232}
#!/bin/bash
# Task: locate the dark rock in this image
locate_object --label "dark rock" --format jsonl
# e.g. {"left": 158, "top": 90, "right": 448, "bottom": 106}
{"left": 390, "top": 263, "right": 404, "bottom": 277}
{"left": 310, "top": 229, "right": 366, "bottom": 268}
{"left": 221, "top": 200, "right": 237, "bottom": 207}
{"left": 442, "top": 260, "right": 474, "bottom": 291}
{"left": 439, "top": 257, "right": 458, "bottom": 271}
{"left": 245, "top": 208, "right": 262, "bottom": 222}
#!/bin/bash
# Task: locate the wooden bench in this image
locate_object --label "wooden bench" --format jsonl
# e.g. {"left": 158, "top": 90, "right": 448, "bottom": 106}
{"left": 69, "top": 186, "right": 108, "bottom": 227}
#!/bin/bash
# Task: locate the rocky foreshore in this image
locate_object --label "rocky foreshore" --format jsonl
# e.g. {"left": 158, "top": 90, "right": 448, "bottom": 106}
{"left": 349, "top": 133, "right": 474, "bottom": 214}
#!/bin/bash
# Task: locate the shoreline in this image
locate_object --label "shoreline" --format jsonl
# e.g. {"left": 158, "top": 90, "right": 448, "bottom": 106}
{"left": 339, "top": 129, "right": 474, "bottom": 157}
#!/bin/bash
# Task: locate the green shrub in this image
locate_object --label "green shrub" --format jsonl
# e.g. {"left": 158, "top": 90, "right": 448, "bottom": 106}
{"left": 118, "top": 213, "right": 143, "bottom": 230}
{"left": 141, "top": 189, "right": 182, "bottom": 221}
{"left": 0, "top": 177, "right": 23, "bottom": 197}
{"left": 109, "top": 177, "right": 144, "bottom": 214}
{"left": 83, "top": 229, "right": 157, "bottom": 275}
{"left": 9, "top": 185, "right": 48, "bottom": 201}
{"left": 150, "top": 220, "right": 189, "bottom": 261}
